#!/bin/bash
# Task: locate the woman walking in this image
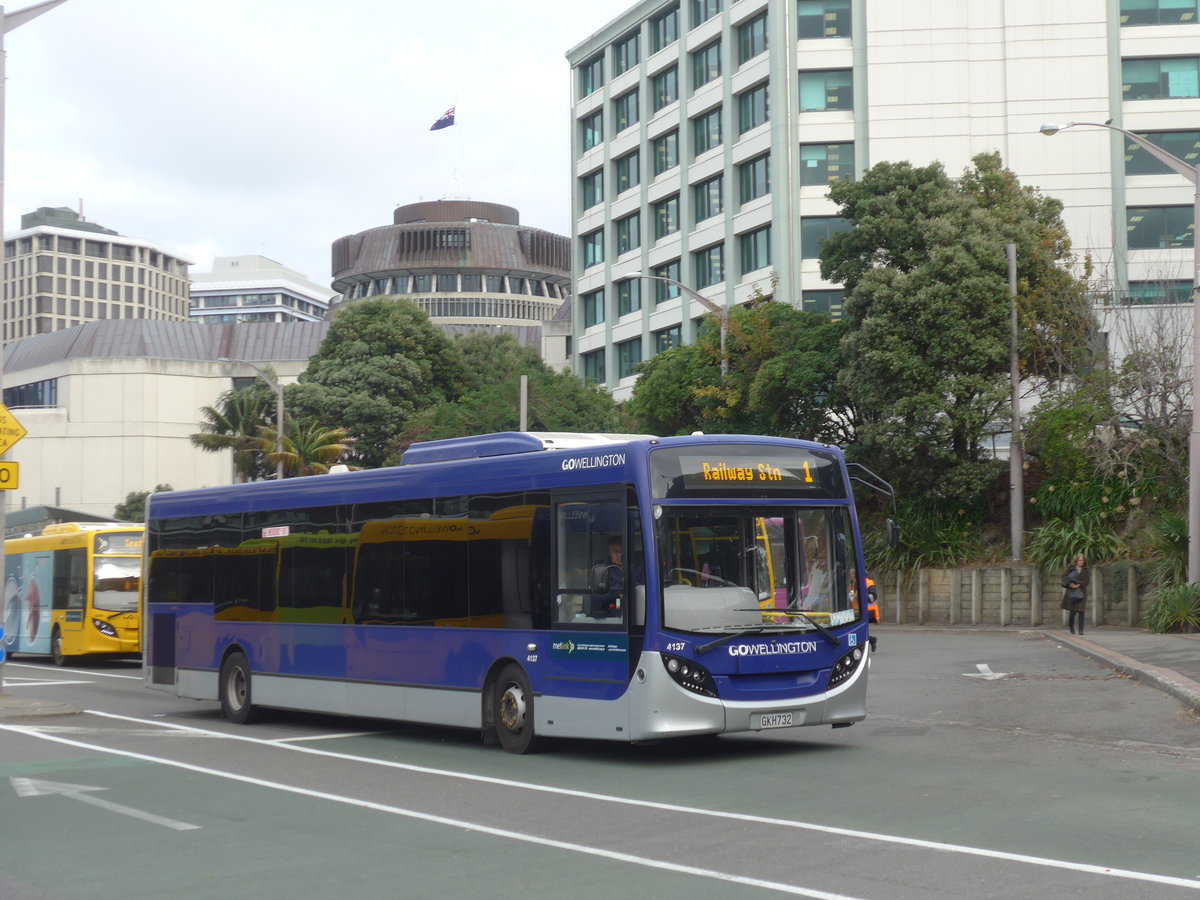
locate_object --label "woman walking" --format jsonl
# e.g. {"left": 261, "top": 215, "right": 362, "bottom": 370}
{"left": 1061, "top": 552, "right": 1089, "bottom": 635}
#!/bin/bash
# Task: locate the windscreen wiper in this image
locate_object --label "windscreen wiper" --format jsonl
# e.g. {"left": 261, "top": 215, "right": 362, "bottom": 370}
{"left": 726, "top": 608, "right": 841, "bottom": 647}
{"left": 696, "top": 625, "right": 778, "bottom": 654}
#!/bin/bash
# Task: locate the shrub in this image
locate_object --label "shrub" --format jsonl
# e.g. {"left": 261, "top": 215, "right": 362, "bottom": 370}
{"left": 1142, "top": 583, "right": 1200, "bottom": 633}
{"left": 1021, "top": 516, "right": 1125, "bottom": 572}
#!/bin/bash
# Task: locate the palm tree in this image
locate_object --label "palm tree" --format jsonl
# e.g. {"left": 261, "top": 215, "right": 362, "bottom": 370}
{"left": 258, "top": 419, "right": 354, "bottom": 477}
{"left": 191, "top": 387, "right": 275, "bottom": 482}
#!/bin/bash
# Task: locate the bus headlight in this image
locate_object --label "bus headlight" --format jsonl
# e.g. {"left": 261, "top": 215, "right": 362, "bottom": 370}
{"left": 661, "top": 653, "right": 718, "bottom": 698}
{"left": 828, "top": 645, "right": 865, "bottom": 687}
{"left": 91, "top": 618, "right": 118, "bottom": 638}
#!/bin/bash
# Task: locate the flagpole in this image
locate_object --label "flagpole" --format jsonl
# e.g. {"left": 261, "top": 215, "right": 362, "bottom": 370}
{"left": 451, "top": 94, "right": 460, "bottom": 198}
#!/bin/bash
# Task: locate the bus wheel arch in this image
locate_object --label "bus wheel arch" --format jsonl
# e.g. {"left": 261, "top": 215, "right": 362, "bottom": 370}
{"left": 487, "top": 661, "right": 542, "bottom": 754}
{"left": 219, "top": 647, "right": 265, "bottom": 725}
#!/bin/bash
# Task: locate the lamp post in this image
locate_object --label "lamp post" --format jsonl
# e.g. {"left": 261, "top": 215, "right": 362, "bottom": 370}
{"left": 1040, "top": 120, "right": 1200, "bottom": 582}
{"left": 218, "top": 357, "right": 285, "bottom": 480}
{"left": 1, "top": 1, "right": 71, "bottom": 694}
{"left": 628, "top": 271, "right": 729, "bottom": 376}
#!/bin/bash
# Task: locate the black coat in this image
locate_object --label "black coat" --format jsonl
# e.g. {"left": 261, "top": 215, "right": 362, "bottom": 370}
{"left": 1060, "top": 565, "right": 1089, "bottom": 612}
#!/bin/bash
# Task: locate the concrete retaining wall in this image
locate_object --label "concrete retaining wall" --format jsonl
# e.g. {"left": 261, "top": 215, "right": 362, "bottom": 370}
{"left": 874, "top": 564, "right": 1146, "bottom": 628}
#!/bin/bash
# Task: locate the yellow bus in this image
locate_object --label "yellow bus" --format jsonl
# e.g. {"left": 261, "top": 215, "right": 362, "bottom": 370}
{"left": 3, "top": 523, "right": 143, "bottom": 666}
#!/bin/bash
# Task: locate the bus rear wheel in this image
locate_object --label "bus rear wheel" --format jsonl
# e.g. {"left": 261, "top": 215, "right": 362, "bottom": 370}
{"left": 51, "top": 627, "right": 71, "bottom": 667}
{"left": 219, "top": 651, "right": 263, "bottom": 724}
{"left": 494, "top": 664, "right": 541, "bottom": 754}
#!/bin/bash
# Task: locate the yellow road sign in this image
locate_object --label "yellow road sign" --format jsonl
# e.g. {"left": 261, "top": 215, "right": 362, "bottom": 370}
{"left": 0, "top": 461, "right": 18, "bottom": 490}
{"left": 0, "top": 403, "right": 27, "bottom": 455}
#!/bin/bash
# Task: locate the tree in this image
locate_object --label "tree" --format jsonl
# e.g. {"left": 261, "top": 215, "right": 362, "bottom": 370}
{"left": 398, "top": 332, "right": 622, "bottom": 448}
{"left": 289, "top": 298, "right": 469, "bottom": 467}
{"left": 113, "top": 484, "right": 172, "bottom": 522}
{"left": 627, "top": 300, "right": 854, "bottom": 441}
{"left": 191, "top": 383, "right": 278, "bottom": 482}
{"left": 259, "top": 420, "right": 354, "bottom": 477}
{"left": 820, "top": 153, "right": 1095, "bottom": 505}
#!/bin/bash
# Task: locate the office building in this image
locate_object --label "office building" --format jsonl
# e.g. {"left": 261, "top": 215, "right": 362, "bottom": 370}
{"left": 2, "top": 206, "right": 191, "bottom": 346}
{"left": 567, "top": 0, "right": 1198, "bottom": 397}
{"left": 190, "top": 254, "right": 334, "bottom": 324}
{"left": 331, "top": 200, "right": 571, "bottom": 354}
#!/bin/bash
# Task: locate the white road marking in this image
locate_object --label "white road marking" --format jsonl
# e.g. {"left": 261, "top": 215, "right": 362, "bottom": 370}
{"left": 11, "top": 776, "right": 200, "bottom": 831}
{"left": 963, "top": 663, "right": 1011, "bottom": 680}
{"left": 1, "top": 722, "right": 857, "bottom": 900}
{"left": 268, "top": 732, "right": 379, "bottom": 743}
{"left": 9, "top": 709, "right": 1200, "bottom": 892}
{"left": 2, "top": 679, "right": 92, "bottom": 688}
{"left": 4, "top": 662, "right": 142, "bottom": 680}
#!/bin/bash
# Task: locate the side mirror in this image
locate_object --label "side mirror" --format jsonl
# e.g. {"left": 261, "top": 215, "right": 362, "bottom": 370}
{"left": 886, "top": 518, "right": 901, "bottom": 549}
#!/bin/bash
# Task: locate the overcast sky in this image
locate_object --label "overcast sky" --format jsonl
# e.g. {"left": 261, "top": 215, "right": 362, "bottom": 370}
{"left": 4, "top": 0, "right": 635, "bottom": 289}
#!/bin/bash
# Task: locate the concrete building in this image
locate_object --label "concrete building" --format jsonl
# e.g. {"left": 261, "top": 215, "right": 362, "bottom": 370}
{"left": 2, "top": 207, "right": 192, "bottom": 346}
{"left": 1, "top": 320, "right": 328, "bottom": 518}
{"left": 567, "top": 0, "right": 1198, "bottom": 398}
{"left": 331, "top": 200, "right": 571, "bottom": 354}
{"left": 190, "top": 254, "right": 334, "bottom": 325}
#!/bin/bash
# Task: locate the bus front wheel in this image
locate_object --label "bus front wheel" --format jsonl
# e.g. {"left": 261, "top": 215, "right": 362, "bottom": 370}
{"left": 219, "top": 651, "right": 263, "bottom": 724}
{"left": 51, "top": 627, "right": 71, "bottom": 667}
{"left": 494, "top": 664, "right": 541, "bottom": 754}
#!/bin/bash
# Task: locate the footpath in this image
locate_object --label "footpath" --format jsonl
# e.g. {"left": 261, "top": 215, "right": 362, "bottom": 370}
{"left": 0, "top": 628, "right": 1198, "bottom": 720}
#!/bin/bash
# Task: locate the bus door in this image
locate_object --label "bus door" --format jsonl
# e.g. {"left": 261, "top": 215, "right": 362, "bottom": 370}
{"left": 54, "top": 547, "right": 88, "bottom": 644}
{"left": 543, "top": 494, "right": 636, "bottom": 699}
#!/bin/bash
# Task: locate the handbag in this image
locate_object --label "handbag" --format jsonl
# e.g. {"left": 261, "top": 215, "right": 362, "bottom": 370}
{"left": 1065, "top": 586, "right": 1084, "bottom": 601}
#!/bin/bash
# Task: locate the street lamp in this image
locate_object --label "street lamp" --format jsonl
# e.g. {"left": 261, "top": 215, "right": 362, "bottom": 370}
{"left": 1040, "top": 120, "right": 1200, "bottom": 582}
{"left": 218, "top": 357, "right": 285, "bottom": 480}
{"left": 627, "top": 271, "right": 730, "bottom": 376}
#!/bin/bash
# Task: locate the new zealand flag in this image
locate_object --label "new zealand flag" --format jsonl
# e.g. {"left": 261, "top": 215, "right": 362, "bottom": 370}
{"left": 430, "top": 107, "right": 456, "bottom": 131}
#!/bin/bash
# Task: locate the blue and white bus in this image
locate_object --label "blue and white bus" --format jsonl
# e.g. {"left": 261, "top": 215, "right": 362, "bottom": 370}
{"left": 144, "top": 432, "right": 879, "bottom": 752}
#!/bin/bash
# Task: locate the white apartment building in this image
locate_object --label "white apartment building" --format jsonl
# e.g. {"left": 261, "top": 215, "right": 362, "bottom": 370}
{"left": 567, "top": 0, "right": 1198, "bottom": 398}
{"left": 190, "top": 254, "right": 334, "bottom": 324}
{"left": 3, "top": 207, "right": 192, "bottom": 347}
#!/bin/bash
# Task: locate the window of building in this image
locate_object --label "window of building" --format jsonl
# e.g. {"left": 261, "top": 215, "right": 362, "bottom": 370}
{"left": 413, "top": 274, "right": 432, "bottom": 292}
{"left": 617, "top": 338, "right": 643, "bottom": 378}
{"left": 1126, "top": 206, "right": 1195, "bottom": 248}
{"left": 652, "top": 260, "right": 682, "bottom": 303}
{"left": 486, "top": 275, "right": 505, "bottom": 292}
{"left": 615, "top": 150, "right": 641, "bottom": 193}
{"left": 694, "top": 243, "right": 725, "bottom": 288}
{"left": 651, "top": 5, "right": 680, "bottom": 52}
{"left": 1122, "top": 57, "right": 1200, "bottom": 99}
{"left": 1124, "top": 130, "right": 1200, "bottom": 175}
{"left": 692, "top": 40, "right": 721, "bottom": 89}
{"left": 3, "top": 377, "right": 58, "bottom": 409}
{"left": 436, "top": 274, "right": 457, "bottom": 292}
{"left": 582, "top": 348, "right": 606, "bottom": 384}
{"left": 738, "top": 12, "right": 768, "bottom": 64}
{"left": 614, "top": 89, "right": 640, "bottom": 132}
{"left": 1120, "top": 0, "right": 1199, "bottom": 26}
{"left": 802, "top": 289, "right": 845, "bottom": 317}
{"left": 740, "top": 225, "right": 772, "bottom": 273}
{"left": 580, "top": 54, "right": 604, "bottom": 98}
{"left": 691, "top": 0, "right": 722, "bottom": 27}
{"left": 800, "top": 69, "right": 853, "bottom": 110}
{"left": 693, "top": 106, "right": 723, "bottom": 155}
{"left": 653, "top": 66, "right": 679, "bottom": 111}
{"left": 801, "top": 216, "right": 853, "bottom": 257}
{"left": 614, "top": 30, "right": 640, "bottom": 74}
{"left": 616, "top": 212, "right": 641, "bottom": 254}
{"left": 739, "top": 153, "right": 771, "bottom": 203}
{"left": 582, "top": 289, "right": 605, "bottom": 327}
{"left": 582, "top": 229, "right": 606, "bottom": 267}
{"left": 581, "top": 110, "right": 604, "bottom": 150}
{"left": 1126, "top": 280, "right": 1195, "bottom": 303}
{"left": 798, "top": 0, "right": 851, "bottom": 38}
{"left": 582, "top": 169, "right": 605, "bottom": 209}
{"left": 800, "top": 142, "right": 855, "bottom": 184}
{"left": 509, "top": 276, "right": 527, "bottom": 294}
{"left": 617, "top": 278, "right": 642, "bottom": 315}
{"left": 738, "top": 82, "right": 769, "bottom": 133}
{"left": 693, "top": 175, "right": 724, "bottom": 223}
{"left": 653, "top": 130, "right": 680, "bottom": 175}
{"left": 654, "top": 195, "right": 681, "bottom": 239}
{"left": 655, "top": 325, "right": 682, "bottom": 353}
{"left": 459, "top": 274, "right": 479, "bottom": 292}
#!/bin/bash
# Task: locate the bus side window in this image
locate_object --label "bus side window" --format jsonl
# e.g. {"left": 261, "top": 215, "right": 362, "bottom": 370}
{"left": 53, "top": 548, "right": 87, "bottom": 610}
